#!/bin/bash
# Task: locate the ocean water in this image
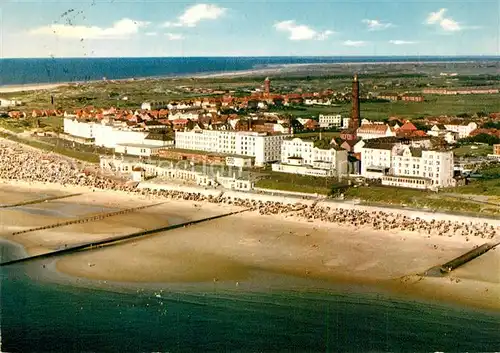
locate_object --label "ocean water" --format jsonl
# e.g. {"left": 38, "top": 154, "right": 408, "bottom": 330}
{"left": 1, "top": 241, "right": 499, "bottom": 353}
{"left": 1, "top": 56, "right": 499, "bottom": 86}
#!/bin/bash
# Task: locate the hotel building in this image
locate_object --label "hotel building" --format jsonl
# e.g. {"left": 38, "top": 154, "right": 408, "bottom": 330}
{"left": 361, "top": 137, "right": 454, "bottom": 189}
{"left": 272, "top": 138, "right": 348, "bottom": 177}
{"left": 174, "top": 128, "right": 292, "bottom": 166}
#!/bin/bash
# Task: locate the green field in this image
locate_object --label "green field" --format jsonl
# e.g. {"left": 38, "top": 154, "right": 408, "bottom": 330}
{"left": 280, "top": 94, "right": 500, "bottom": 121}
{"left": 255, "top": 172, "right": 344, "bottom": 195}
{"left": 344, "top": 185, "right": 499, "bottom": 216}
{"left": 452, "top": 144, "right": 493, "bottom": 157}
{"left": 0, "top": 132, "right": 100, "bottom": 163}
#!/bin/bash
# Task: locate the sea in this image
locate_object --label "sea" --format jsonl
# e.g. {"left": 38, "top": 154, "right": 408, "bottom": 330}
{"left": 1, "top": 240, "right": 500, "bottom": 353}
{"left": 1, "top": 56, "right": 499, "bottom": 86}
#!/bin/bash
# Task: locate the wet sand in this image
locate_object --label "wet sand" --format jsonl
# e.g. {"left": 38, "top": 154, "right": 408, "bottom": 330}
{"left": 1, "top": 184, "right": 498, "bottom": 311}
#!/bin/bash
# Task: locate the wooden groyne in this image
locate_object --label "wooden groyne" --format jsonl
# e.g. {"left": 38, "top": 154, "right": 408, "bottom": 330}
{"left": 439, "top": 241, "right": 500, "bottom": 274}
{"left": 11, "top": 202, "right": 166, "bottom": 236}
{"left": 0, "top": 193, "right": 83, "bottom": 208}
{"left": 0, "top": 208, "right": 249, "bottom": 267}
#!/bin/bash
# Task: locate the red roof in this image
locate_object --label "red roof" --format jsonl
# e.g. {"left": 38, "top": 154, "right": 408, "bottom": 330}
{"left": 172, "top": 119, "right": 189, "bottom": 124}
{"left": 399, "top": 121, "right": 417, "bottom": 131}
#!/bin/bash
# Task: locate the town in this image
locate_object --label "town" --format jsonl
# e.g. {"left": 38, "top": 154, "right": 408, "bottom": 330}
{"left": 1, "top": 70, "right": 499, "bottom": 215}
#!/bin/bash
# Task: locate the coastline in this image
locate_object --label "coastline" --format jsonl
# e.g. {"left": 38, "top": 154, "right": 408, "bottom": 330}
{"left": 0, "top": 83, "right": 68, "bottom": 93}
{"left": 1, "top": 57, "right": 498, "bottom": 93}
{"left": 1, "top": 179, "right": 499, "bottom": 311}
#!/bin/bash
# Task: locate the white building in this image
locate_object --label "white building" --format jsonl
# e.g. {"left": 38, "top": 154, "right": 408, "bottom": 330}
{"left": 64, "top": 118, "right": 150, "bottom": 149}
{"left": 427, "top": 126, "right": 458, "bottom": 144}
{"left": 318, "top": 114, "right": 342, "bottom": 128}
{"left": 100, "top": 156, "right": 254, "bottom": 191}
{"left": 174, "top": 129, "right": 292, "bottom": 167}
{"left": 342, "top": 117, "right": 351, "bottom": 129}
{"left": 63, "top": 117, "right": 95, "bottom": 139}
{"left": 272, "top": 138, "right": 348, "bottom": 177}
{"left": 361, "top": 143, "right": 393, "bottom": 179}
{"left": 382, "top": 145, "right": 455, "bottom": 189}
{"left": 360, "top": 137, "right": 454, "bottom": 189}
{"left": 114, "top": 133, "right": 174, "bottom": 157}
{"left": 444, "top": 122, "right": 478, "bottom": 139}
{"left": 357, "top": 124, "right": 396, "bottom": 140}
{"left": 0, "top": 98, "right": 22, "bottom": 107}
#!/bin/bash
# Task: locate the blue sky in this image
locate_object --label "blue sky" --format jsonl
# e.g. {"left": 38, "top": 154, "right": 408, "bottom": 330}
{"left": 1, "top": 0, "right": 498, "bottom": 58}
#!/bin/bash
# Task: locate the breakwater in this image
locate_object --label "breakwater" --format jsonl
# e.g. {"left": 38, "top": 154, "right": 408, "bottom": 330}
{"left": 439, "top": 242, "right": 500, "bottom": 274}
{"left": 0, "top": 208, "right": 249, "bottom": 267}
{"left": 0, "top": 193, "right": 82, "bottom": 208}
{"left": 11, "top": 202, "right": 166, "bottom": 236}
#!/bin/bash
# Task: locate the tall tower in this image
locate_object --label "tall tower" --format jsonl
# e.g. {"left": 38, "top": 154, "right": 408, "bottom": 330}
{"left": 264, "top": 77, "right": 271, "bottom": 97}
{"left": 350, "top": 74, "right": 360, "bottom": 129}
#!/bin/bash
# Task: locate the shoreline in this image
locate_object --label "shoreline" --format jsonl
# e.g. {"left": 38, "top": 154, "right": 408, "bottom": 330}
{"left": 0, "top": 137, "right": 498, "bottom": 312}
{"left": 1, "top": 57, "right": 498, "bottom": 93}
{"left": 1, "top": 180, "right": 499, "bottom": 311}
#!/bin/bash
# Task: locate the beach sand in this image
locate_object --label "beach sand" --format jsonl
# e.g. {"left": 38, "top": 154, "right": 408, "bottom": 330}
{"left": 0, "top": 83, "right": 67, "bottom": 93}
{"left": 1, "top": 182, "right": 499, "bottom": 310}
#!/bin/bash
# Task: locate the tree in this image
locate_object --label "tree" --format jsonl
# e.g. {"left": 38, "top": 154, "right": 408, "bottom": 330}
{"left": 314, "top": 138, "right": 332, "bottom": 149}
{"left": 465, "top": 133, "right": 500, "bottom": 145}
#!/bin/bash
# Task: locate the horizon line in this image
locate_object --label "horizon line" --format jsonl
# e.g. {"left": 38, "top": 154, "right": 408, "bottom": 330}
{"left": 1, "top": 54, "right": 499, "bottom": 60}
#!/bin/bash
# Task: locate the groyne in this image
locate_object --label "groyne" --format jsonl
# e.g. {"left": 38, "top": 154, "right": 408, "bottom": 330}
{"left": 439, "top": 241, "right": 500, "bottom": 274}
{"left": 0, "top": 208, "right": 249, "bottom": 267}
{"left": 11, "top": 202, "right": 167, "bottom": 236}
{"left": 0, "top": 193, "right": 82, "bottom": 208}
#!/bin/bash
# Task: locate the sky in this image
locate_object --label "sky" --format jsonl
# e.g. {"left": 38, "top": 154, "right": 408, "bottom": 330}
{"left": 0, "top": 0, "right": 499, "bottom": 58}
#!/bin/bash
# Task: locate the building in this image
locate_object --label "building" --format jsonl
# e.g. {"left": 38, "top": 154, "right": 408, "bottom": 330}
{"left": 141, "top": 101, "right": 169, "bottom": 111}
{"left": 488, "top": 144, "right": 500, "bottom": 160}
{"left": 100, "top": 156, "right": 254, "bottom": 191}
{"left": 114, "top": 132, "right": 174, "bottom": 157}
{"left": 427, "top": 125, "right": 458, "bottom": 144}
{"left": 423, "top": 88, "right": 499, "bottom": 95}
{"left": 444, "top": 122, "right": 478, "bottom": 139}
{"left": 272, "top": 137, "right": 348, "bottom": 177}
{"left": 0, "top": 98, "right": 22, "bottom": 107}
{"left": 63, "top": 117, "right": 95, "bottom": 139}
{"left": 361, "top": 140, "right": 393, "bottom": 179}
{"left": 63, "top": 117, "right": 153, "bottom": 149}
{"left": 357, "top": 124, "right": 396, "bottom": 140}
{"left": 360, "top": 137, "right": 454, "bottom": 189}
{"left": 318, "top": 114, "right": 342, "bottom": 128}
{"left": 174, "top": 128, "right": 292, "bottom": 166}
{"left": 342, "top": 117, "right": 351, "bottom": 129}
{"left": 381, "top": 145, "right": 455, "bottom": 189}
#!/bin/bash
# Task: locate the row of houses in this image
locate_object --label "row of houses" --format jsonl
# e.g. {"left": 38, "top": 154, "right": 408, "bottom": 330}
{"left": 376, "top": 94, "right": 425, "bottom": 102}
{"left": 423, "top": 88, "right": 499, "bottom": 95}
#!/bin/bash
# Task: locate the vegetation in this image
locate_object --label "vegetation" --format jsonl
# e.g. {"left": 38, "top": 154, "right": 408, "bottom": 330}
{"left": 344, "top": 185, "right": 499, "bottom": 216}
{"left": 462, "top": 133, "right": 500, "bottom": 146}
{"left": 255, "top": 172, "right": 344, "bottom": 195}
{"left": 0, "top": 117, "right": 63, "bottom": 133}
{"left": 0, "top": 132, "right": 100, "bottom": 163}
{"left": 451, "top": 163, "right": 500, "bottom": 196}
{"left": 452, "top": 144, "right": 493, "bottom": 157}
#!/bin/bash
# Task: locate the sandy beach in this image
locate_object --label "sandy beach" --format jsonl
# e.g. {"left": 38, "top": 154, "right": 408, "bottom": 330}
{"left": 0, "top": 83, "right": 69, "bottom": 93}
{"left": 0, "top": 180, "right": 498, "bottom": 311}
